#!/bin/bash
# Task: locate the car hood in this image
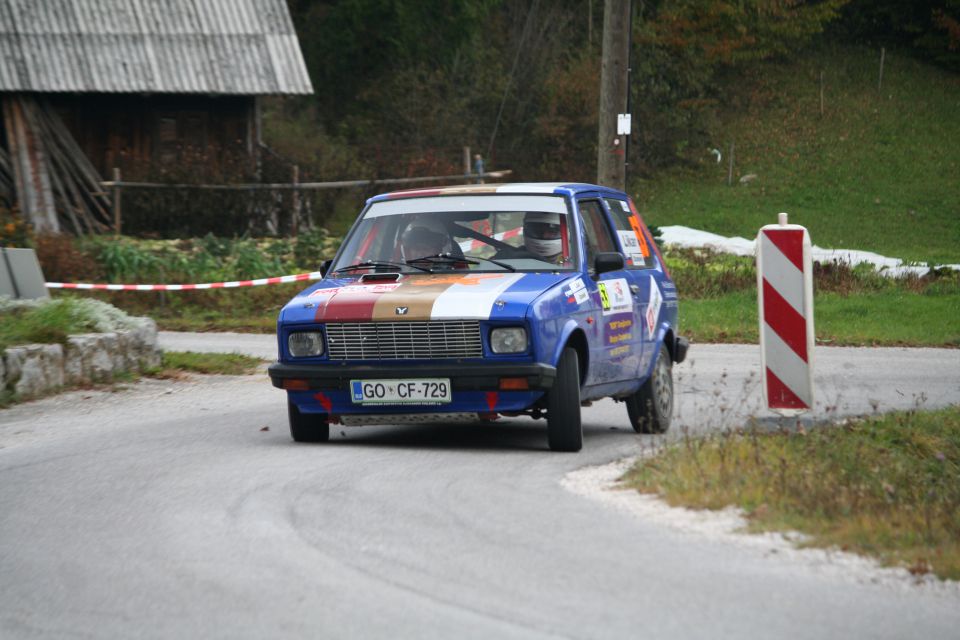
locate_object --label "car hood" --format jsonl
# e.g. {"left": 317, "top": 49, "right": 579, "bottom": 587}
{"left": 280, "top": 272, "right": 576, "bottom": 324}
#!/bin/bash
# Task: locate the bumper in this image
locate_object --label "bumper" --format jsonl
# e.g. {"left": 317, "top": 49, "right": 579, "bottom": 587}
{"left": 268, "top": 361, "right": 557, "bottom": 392}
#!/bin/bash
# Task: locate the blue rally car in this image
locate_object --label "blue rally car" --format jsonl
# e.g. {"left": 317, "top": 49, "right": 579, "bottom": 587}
{"left": 268, "top": 183, "right": 687, "bottom": 451}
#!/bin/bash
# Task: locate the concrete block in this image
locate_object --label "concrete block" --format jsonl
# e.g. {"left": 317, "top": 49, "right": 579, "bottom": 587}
{"left": 0, "top": 248, "right": 49, "bottom": 300}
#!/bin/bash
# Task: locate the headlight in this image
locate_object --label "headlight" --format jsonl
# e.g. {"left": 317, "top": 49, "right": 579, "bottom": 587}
{"left": 490, "top": 327, "right": 527, "bottom": 354}
{"left": 288, "top": 331, "right": 324, "bottom": 357}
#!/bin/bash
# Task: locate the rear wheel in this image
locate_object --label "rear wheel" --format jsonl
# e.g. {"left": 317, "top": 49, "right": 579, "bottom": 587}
{"left": 546, "top": 348, "right": 582, "bottom": 452}
{"left": 626, "top": 345, "right": 673, "bottom": 434}
{"left": 288, "top": 400, "right": 330, "bottom": 443}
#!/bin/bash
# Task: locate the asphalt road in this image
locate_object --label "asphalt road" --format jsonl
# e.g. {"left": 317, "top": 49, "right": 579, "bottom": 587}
{"left": 1, "top": 336, "right": 958, "bottom": 639}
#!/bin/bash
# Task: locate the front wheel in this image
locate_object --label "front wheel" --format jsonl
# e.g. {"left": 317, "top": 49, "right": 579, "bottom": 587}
{"left": 288, "top": 400, "right": 330, "bottom": 443}
{"left": 546, "top": 348, "right": 582, "bottom": 452}
{"left": 626, "top": 344, "right": 673, "bottom": 434}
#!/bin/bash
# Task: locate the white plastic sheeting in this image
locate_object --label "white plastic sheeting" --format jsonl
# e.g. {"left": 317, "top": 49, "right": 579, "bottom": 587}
{"left": 659, "top": 225, "right": 960, "bottom": 278}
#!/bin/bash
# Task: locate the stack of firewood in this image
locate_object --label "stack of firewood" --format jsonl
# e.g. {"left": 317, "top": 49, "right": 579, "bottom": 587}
{"left": 1, "top": 96, "right": 111, "bottom": 234}
{"left": 0, "top": 144, "right": 13, "bottom": 208}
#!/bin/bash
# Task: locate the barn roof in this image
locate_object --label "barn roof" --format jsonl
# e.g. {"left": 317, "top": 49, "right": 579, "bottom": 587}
{"left": 0, "top": 0, "right": 313, "bottom": 95}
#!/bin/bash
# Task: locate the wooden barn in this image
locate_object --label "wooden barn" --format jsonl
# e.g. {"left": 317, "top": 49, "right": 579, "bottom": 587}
{"left": 0, "top": 0, "right": 313, "bottom": 234}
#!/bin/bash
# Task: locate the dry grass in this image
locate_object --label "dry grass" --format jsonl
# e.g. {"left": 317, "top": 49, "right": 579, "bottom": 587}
{"left": 623, "top": 407, "right": 960, "bottom": 580}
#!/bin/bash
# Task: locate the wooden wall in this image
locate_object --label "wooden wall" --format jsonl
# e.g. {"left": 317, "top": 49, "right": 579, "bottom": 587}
{"left": 47, "top": 94, "right": 257, "bottom": 177}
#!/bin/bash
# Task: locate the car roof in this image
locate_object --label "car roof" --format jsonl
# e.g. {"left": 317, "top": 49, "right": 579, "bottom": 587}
{"left": 367, "top": 182, "right": 629, "bottom": 204}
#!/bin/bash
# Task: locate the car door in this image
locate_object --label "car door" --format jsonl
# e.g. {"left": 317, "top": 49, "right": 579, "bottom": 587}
{"left": 602, "top": 196, "right": 662, "bottom": 377}
{"left": 575, "top": 197, "right": 643, "bottom": 385}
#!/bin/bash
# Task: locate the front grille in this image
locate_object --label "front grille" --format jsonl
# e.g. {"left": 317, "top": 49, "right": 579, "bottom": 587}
{"left": 325, "top": 320, "right": 483, "bottom": 360}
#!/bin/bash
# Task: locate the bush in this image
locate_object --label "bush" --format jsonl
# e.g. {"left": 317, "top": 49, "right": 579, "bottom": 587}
{"left": 0, "top": 204, "right": 32, "bottom": 248}
{"left": 33, "top": 233, "right": 102, "bottom": 283}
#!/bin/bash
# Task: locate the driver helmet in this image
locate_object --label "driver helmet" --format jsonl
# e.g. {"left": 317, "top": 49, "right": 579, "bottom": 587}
{"left": 523, "top": 212, "right": 563, "bottom": 259}
{"left": 400, "top": 217, "right": 451, "bottom": 260}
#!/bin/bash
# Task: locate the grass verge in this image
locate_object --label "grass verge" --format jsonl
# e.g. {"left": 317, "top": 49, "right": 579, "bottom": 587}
{"left": 682, "top": 289, "right": 960, "bottom": 346}
{"left": 153, "top": 351, "right": 264, "bottom": 377}
{"left": 0, "top": 297, "right": 137, "bottom": 352}
{"left": 670, "top": 249, "right": 960, "bottom": 346}
{"left": 622, "top": 407, "right": 960, "bottom": 581}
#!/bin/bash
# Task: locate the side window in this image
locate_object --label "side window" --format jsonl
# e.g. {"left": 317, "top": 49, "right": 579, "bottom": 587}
{"left": 578, "top": 199, "right": 618, "bottom": 270}
{"left": 603, "top": 198, "right": 655, "bottom": 269}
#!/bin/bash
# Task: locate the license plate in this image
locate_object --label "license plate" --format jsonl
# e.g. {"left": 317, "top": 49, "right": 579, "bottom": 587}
{"left": 350, "top": 378, "right": 452, "bottom": 405}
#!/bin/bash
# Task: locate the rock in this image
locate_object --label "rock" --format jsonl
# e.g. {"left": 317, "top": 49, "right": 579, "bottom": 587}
{"left": 64, "top": 336, "right": 92, "bottom": 385}
{"left": 12, "top": 344, "right": 64, "bottom": 399}
{"left": 90, "top": 334, "right": 115, "bottom": 382}
{"left": 4, "top": 347, "right": 25, "bottom": 387}
{"left": 1, "top": 316, "right": 162, "bottom": 402}
{"left": 133, "top": 318, "right": 161, "bottom": 369}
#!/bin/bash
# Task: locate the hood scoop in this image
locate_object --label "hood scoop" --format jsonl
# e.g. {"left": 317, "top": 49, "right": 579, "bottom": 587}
{"left": 359, "top": 272, "right": 402, "bottom": 283}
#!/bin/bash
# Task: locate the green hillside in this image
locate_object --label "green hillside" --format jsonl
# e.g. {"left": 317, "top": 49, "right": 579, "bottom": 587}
{"left": 635, "top": 46, "right": 960, "bottom": 265}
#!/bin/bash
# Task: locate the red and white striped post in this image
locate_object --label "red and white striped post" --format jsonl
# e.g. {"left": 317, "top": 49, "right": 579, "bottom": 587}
{"left": 757, "top": 212, "right": 814, "bottom": 415}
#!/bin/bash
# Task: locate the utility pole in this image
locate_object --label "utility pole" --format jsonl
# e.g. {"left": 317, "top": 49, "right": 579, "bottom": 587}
{"left": 597, "top": 0, "right": 631, "bottom": 190}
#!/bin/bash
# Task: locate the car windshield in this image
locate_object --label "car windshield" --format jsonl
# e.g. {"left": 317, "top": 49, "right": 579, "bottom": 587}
{"left": 330, "top": 195, "right": 579, "bottom": 274}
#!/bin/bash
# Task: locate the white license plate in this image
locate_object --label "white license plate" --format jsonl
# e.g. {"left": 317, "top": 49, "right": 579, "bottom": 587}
{"left": 350, "top": 378, "right": 452, "bottom": 404}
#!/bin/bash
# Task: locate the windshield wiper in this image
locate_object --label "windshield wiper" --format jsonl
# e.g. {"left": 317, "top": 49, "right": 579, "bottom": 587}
{"left": 334, "top": 260, "right": 431, "bottom": 274}
{"left": 407, "top": 254, "right": 516, "bottom": 272}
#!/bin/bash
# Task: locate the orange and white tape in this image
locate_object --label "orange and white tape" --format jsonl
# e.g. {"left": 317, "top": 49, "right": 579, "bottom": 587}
{"left": 46, "top": 271, "right": 324, "bottom": 291}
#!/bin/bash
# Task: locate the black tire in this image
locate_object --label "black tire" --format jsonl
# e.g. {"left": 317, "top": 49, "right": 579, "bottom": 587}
{"left": 626, "top": 344, "right": 673, "bottom": 434}
{"left": 288, "top": 400, "right": 330, "bottom": 443}
{"left": 546, "top": 348, "right": 583, "bottom": 452}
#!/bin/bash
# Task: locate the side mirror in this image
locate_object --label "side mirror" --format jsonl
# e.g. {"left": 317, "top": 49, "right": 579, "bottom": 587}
{"left": 594, "top": 252, "right": 625, "bottom": 275}
{"left": 319, "top": 259, "right": 332, "bottom": 277}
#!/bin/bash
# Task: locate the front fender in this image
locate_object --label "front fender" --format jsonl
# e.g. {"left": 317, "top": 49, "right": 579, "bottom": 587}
{"left": 552, "top": 318, "right": 583, "bottom": 366}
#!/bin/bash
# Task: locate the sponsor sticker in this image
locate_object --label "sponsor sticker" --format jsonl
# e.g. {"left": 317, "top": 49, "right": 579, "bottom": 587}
{"left": 598, "top": 277, "right": 631, "bottom": 316}
{"left": 563, "top": 277, "right": 587, "bottom": 298}
{"left": 309, "top": 283, "right": 401, "bottom": 297}
{"left": 628, "top": 215, "right": 651, "bottom": 258}
{"left": 563, "top": 277, "right": 590, "bottom": 305}
{"left": 646, "top": 275, "right": 663, "bottom": 336}
{"left": 617, "top": 230, "right": 645, "bottom": 265}
{"left": 604, "top": 315, "right": 634, "bottom": 346}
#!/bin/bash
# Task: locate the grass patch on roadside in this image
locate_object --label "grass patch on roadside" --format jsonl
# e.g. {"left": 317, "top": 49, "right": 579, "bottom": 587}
{"left": 155, "top": 351, "right": 264, "bottom": 376}
{"left": 0, "top": 300, "right": 88, "bottom": 351}
{"left": 622, "top": 407, "right": 960, "bottom": 580}
{"left": 0, "top": 297, "right": 143, "bottom": 351}
{"left": 682, "top": 289, "right": 960, "bottom": 346}
{"left": 670, "top": 248, "right": 960, "bottom": 347}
